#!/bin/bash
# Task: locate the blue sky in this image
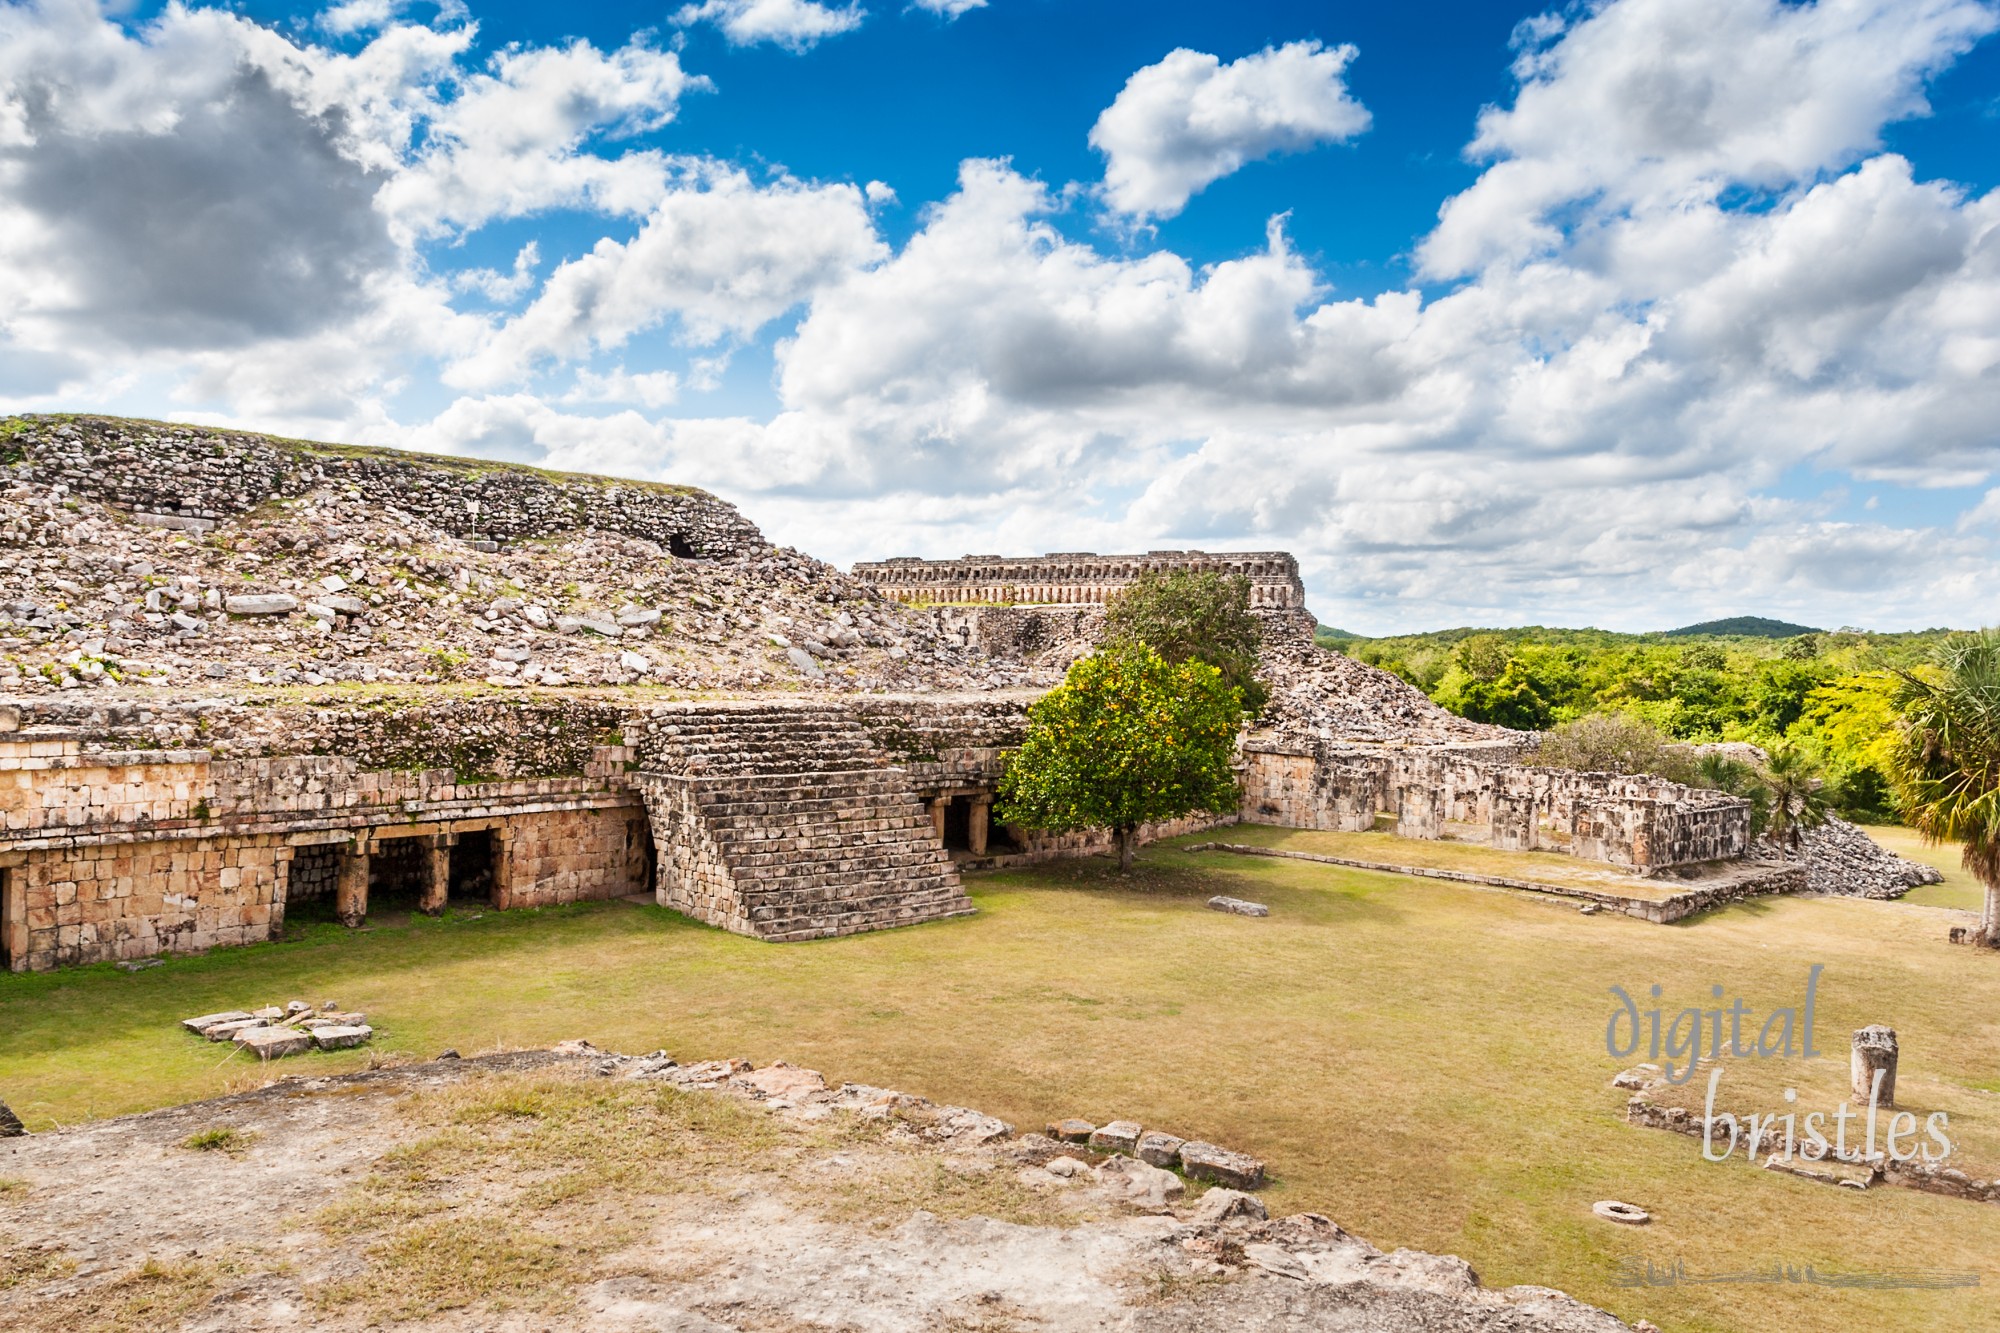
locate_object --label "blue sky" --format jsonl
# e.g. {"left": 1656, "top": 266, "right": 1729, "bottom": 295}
{"left": 3, "top": 0, "right": 1999, "bottom": 633}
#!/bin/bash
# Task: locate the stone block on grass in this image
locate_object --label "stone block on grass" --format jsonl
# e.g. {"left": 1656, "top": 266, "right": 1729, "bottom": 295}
{"left": 311, "top": 1025, "right": 373, "bottom": 1051}
{"left": 1088, "top": 1120, "right": 1143, "bottom": 1153}
{"left": 1178, "top": 1141, "right": 1267, "bottom": 1190}
{"left": 234, "top": 1027, "right": 315, "bottom": 1060}
{"left": 181, "top": 1011, "right": 253, "bottom": 1035}
{"left": 1046, "top": 1118, "right": 1095, "bottom": 1143}
{"left": 1136, "top": 1131, "right": 1185, "bottom": 1168}
{"left": 204, "top": 1018, "right": 266, "bottom": 1042}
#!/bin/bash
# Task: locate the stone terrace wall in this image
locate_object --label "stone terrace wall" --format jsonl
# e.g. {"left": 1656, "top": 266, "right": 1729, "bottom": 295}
{"left": 8, "top": 415, "right": 761, "bottom": 557}
{"left": 853, "top": 550, "right": 1305, "bottom": 609}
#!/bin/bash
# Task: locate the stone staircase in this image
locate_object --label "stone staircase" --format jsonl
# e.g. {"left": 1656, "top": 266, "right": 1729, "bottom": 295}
{"left": 635, "top": 703, "right": 972, "bottom": 941}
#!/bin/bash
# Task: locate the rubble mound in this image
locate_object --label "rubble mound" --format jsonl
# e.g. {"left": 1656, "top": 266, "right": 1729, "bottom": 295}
{"left": 0, "top": 414, "right": 1037, "bottom": 696}
{"left": 1257, "top": 613, "right": 1511, "bottom": 745}
{"left": 1756, "top": 815, "right": 1944, "bottom": 900}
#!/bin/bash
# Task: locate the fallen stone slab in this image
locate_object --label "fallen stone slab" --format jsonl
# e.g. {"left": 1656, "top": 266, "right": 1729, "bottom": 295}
{"left": 1136, "top": 1130, "right": 1185, "bottom": 1168}
{"left": 667, "top": 1058, "right": 754, "bottom": 1089}
{"left": 926, "top": 1106, "right": 1015, "bottom": 1145}
{"left": 234, "top": 1027, "right": 315, "bottom": 1060}
{"left": 203, "top": 1018, "right": 267, "bottom": 1042}
{"left": 0, "top": 1100, "right": 23, "bottom": 1137}
{"left": 1088, "top": 1120, "right": 1142, "bottom": 1153}
{"left": 1046, "top": 1118, "right": 1095, "bottom": 1143}
{"left": 252, "top": 1006, "right": 284, "bottom": 1020}
{"left": 1207, "top": 895, "right": 1270, "bottom": 917}
{"left": 1179, "top": 1140, "right": 1267, "bottom": 1190}
{"left": 224, "top": 594, "right": 298, "bottom": 615}
{"left": 181, "top": 1010, "right": 253, "bottom": 1035}
{"left": 311, "top": 1025, "right": 373, "bottom": 1052}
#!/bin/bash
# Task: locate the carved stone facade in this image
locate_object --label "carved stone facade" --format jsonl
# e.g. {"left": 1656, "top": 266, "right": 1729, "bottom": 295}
{"left": 853, "top": 551, "right": 1306, "bottom": 610}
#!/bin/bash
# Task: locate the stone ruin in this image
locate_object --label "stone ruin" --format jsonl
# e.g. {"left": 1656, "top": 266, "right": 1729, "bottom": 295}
{"left": 0, "top": 413, "right": 1902, "bottom": 973}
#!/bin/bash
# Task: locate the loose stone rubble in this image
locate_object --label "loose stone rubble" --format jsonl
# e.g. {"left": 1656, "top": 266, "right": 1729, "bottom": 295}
{"left": 1754, "top": 814, "right": 1944, "bottom": 899}
{"left": 1207, "top": 894, "right": 1270, "bottom": 917}
{"left": 0, "top": 1045, "right": 1641, "bottom": 1331}
{"left": 179, "top": 1001, "right": 372, "bottom": 1059}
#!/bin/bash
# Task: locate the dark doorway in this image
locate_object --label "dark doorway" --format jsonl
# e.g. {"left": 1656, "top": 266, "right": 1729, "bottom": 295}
{"left": 668, "top": 534, "right": 696, "bottom": 558}
{"left": 285, "top": 844, "right": 344, "bottom": 927}
{"left": 941, "top": 797, "right": 972, "bottom": 851}
{"left": 449, "top": 830, "right": 497, "bottom": 906}
{"left": 369, "top": 837, "right": 429, "bottom": 916}
{"left": 625, "top": 817, "right": 655, "bottom": 895}
{"left": 0, "top": 867, "right": 17, "bottom": 971}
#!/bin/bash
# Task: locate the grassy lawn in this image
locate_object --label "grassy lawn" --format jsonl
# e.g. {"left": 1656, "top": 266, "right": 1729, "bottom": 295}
{"left": 5, "top": 842, "right": 2000, "bottom": 1332}
{"left": 1863, "top": 823, "right": 1989, "bottom": 914}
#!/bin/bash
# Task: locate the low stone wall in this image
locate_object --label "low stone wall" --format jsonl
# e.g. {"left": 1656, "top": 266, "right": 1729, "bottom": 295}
{"left": 1188, "top": 842, "right": 1803, "bottom": 924}
{"left": 8, "top": 415, "right": 761, "bottom": 557}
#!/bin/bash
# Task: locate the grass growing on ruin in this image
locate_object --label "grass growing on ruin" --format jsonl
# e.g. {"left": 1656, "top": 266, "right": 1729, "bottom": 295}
{"left": 3, "top": 843, "right": 1999, "bottom": 1332}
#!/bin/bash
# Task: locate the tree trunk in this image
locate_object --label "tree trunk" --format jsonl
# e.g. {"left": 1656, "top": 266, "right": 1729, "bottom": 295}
{"left": 1984, "top": 878, "right": 2000, "bottom": 947}
{"left": 1117, "top": 827, "right": 1135, "bottom": 874}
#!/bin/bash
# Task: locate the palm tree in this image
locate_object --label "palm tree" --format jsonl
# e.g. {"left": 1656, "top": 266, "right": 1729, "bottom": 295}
{"left": 1890, "top": 630, "right": 2000, "bottom": 946}
{"left": 1758, "top": 743, "right": 1827, "bottom": 849}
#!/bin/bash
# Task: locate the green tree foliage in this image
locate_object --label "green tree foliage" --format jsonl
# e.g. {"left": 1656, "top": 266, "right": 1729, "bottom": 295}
{"left": 1328, "top": 622, "right": 1959, "bottom": 823}
{"left": 1103, "top": 570, "right": 1267, "bottom": 714}
{"left": 1889, "top": 631, "right": 2000, "bottom": 942}
{"left": 996, "top": 647, "right": 1242, "bottom": 873}
{"left": 1758, "top": 742, "right": 1829, "bottom": 847}
{"left": 1533, "top": 713, "right": 1700, "bottom": 784}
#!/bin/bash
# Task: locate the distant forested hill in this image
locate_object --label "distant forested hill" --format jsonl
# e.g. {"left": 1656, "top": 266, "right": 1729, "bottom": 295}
{"left": 1663, "top": 616, "right": 1820, "bottom": 638}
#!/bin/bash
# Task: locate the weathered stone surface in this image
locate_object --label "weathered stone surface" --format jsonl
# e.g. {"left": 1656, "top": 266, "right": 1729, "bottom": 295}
{"left": 1591, "top": 1200, "right": 1649, "bottom": 1225}
{"left": 1179, "top": 1140, "right": 1266, "bottom": 1190}
{"left": 1206, "top": 895, "right": 1269, "bottom": 917}
{"left": 1088, "top": 1120, "right": 1143, "bottom": 1153}
{"left": 252, "top": 1006, "right": 285, "bottom": 1020}
{"left": 0, "top": 1101, "right": 24, "bottom": 1137}
{"left": 786, "top": 646, "right": 823, "bottom": 679}
{"left": 311, "top": 1025, "right": 373, "bottom": 1051}
{"left": 1044, "top": 1155, "right": 1087, "bottom": 1178}
{"left": 1047, "top": 1118, "right": 1095, "bottom": 1143}
{"left": 182, "top": 1010, "right": 254, "bottom": 1034}
{"left": 203, "top": 1018, "right": 267, "bottom": 1042}
{"left": 1192, "top": 1187, "right": 1268, "bottom": 1225}
{"left": 234, "top": 1027, "right": 315, "bottom": 1060}
{"left": 1852, "top": 1025, "right": 1899, "bottom": 1106}
{"left": 224, "top": 594, "right": 298, "bottom": 615}
{"left": 1610, "top": 1064, "right": 1660, "bottom": 1090}
{"left": 1136, "top": 1130, "right": 1185, "bottom": 1168}
{"left": 732, "top": 1062, "right": 828, "bottom": 1101}
{"left": 1094, "top": 1154, "right": 1184, "bottom": 1210}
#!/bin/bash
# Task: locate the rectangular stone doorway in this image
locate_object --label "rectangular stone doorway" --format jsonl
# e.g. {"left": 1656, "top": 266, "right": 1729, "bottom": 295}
{"left": 0, "top": 867, "right": 18, "bottom": 972}
{"left": 449, "top": 830, "right": 500, "bottom": 907}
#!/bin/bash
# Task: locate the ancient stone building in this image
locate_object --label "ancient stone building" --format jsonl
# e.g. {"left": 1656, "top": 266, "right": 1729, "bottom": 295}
{"left": 0, "top": 415, "right": 1770, "bottom": 973}
{"left": 853, "top": 551, "right": 1307, "bottom": 609}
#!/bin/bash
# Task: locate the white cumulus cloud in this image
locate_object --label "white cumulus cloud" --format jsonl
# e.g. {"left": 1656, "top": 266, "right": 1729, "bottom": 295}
{"left": 673, "top": 0, "right": 864, "bottom": 51}
{"left": 1089, "top": 40, "right": 1371, "bottom": 219}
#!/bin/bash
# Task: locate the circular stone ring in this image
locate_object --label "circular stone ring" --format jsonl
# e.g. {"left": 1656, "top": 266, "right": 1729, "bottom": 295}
{"left": 1592, "top": 1200, "right": 1650, "bottom": 1225}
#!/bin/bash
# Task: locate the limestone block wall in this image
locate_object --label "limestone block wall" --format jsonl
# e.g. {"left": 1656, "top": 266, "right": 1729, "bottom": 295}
{"left": 634, "top": 774, "right": 747, "bottom": 934}
{"left": 497, "top": 806, "right": 651, "bottom": 909}
{"left": 9, "top": 415, "right": 761, "bottom": 556}
{"left": 7, "top": 834, "right": 289, "bottom": 971}
{"left": 853, "top": 550, "right": 1305, "bottom": 610}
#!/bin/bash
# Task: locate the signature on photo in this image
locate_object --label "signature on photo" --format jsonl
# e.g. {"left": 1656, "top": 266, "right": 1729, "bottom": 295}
{"left": 1615, "top": 1257, "right": 1980, "bottom": 1290}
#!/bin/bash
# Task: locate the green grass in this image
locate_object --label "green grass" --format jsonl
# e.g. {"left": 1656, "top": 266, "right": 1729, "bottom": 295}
{"left": 4, "top": 849, "right": 1999, "bottom": 1332}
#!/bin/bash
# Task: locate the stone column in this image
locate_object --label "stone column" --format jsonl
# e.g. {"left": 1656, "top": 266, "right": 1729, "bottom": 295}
{"left": 491, "top": 827, "right": 515, "bottom": 911}
{"left": 929, "top": 798, "right": 948, "bottom": 842}
{"left": 0, "top": 864, "right": 23, "bottom": 973}
{"left": 1852, "top": 1026, "right": 1898, "bottom": 1107}
{"left": 968, "top": 798, "right": 991, "bottom": 857}
{"left": 336, "top": 837, "right": 370, "bottom": 929}
{"left": 421, "top": 835, "right": 452, "bottom": 916}
{"left": 268, "top": 847, "right": 296, "bottom": 941}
